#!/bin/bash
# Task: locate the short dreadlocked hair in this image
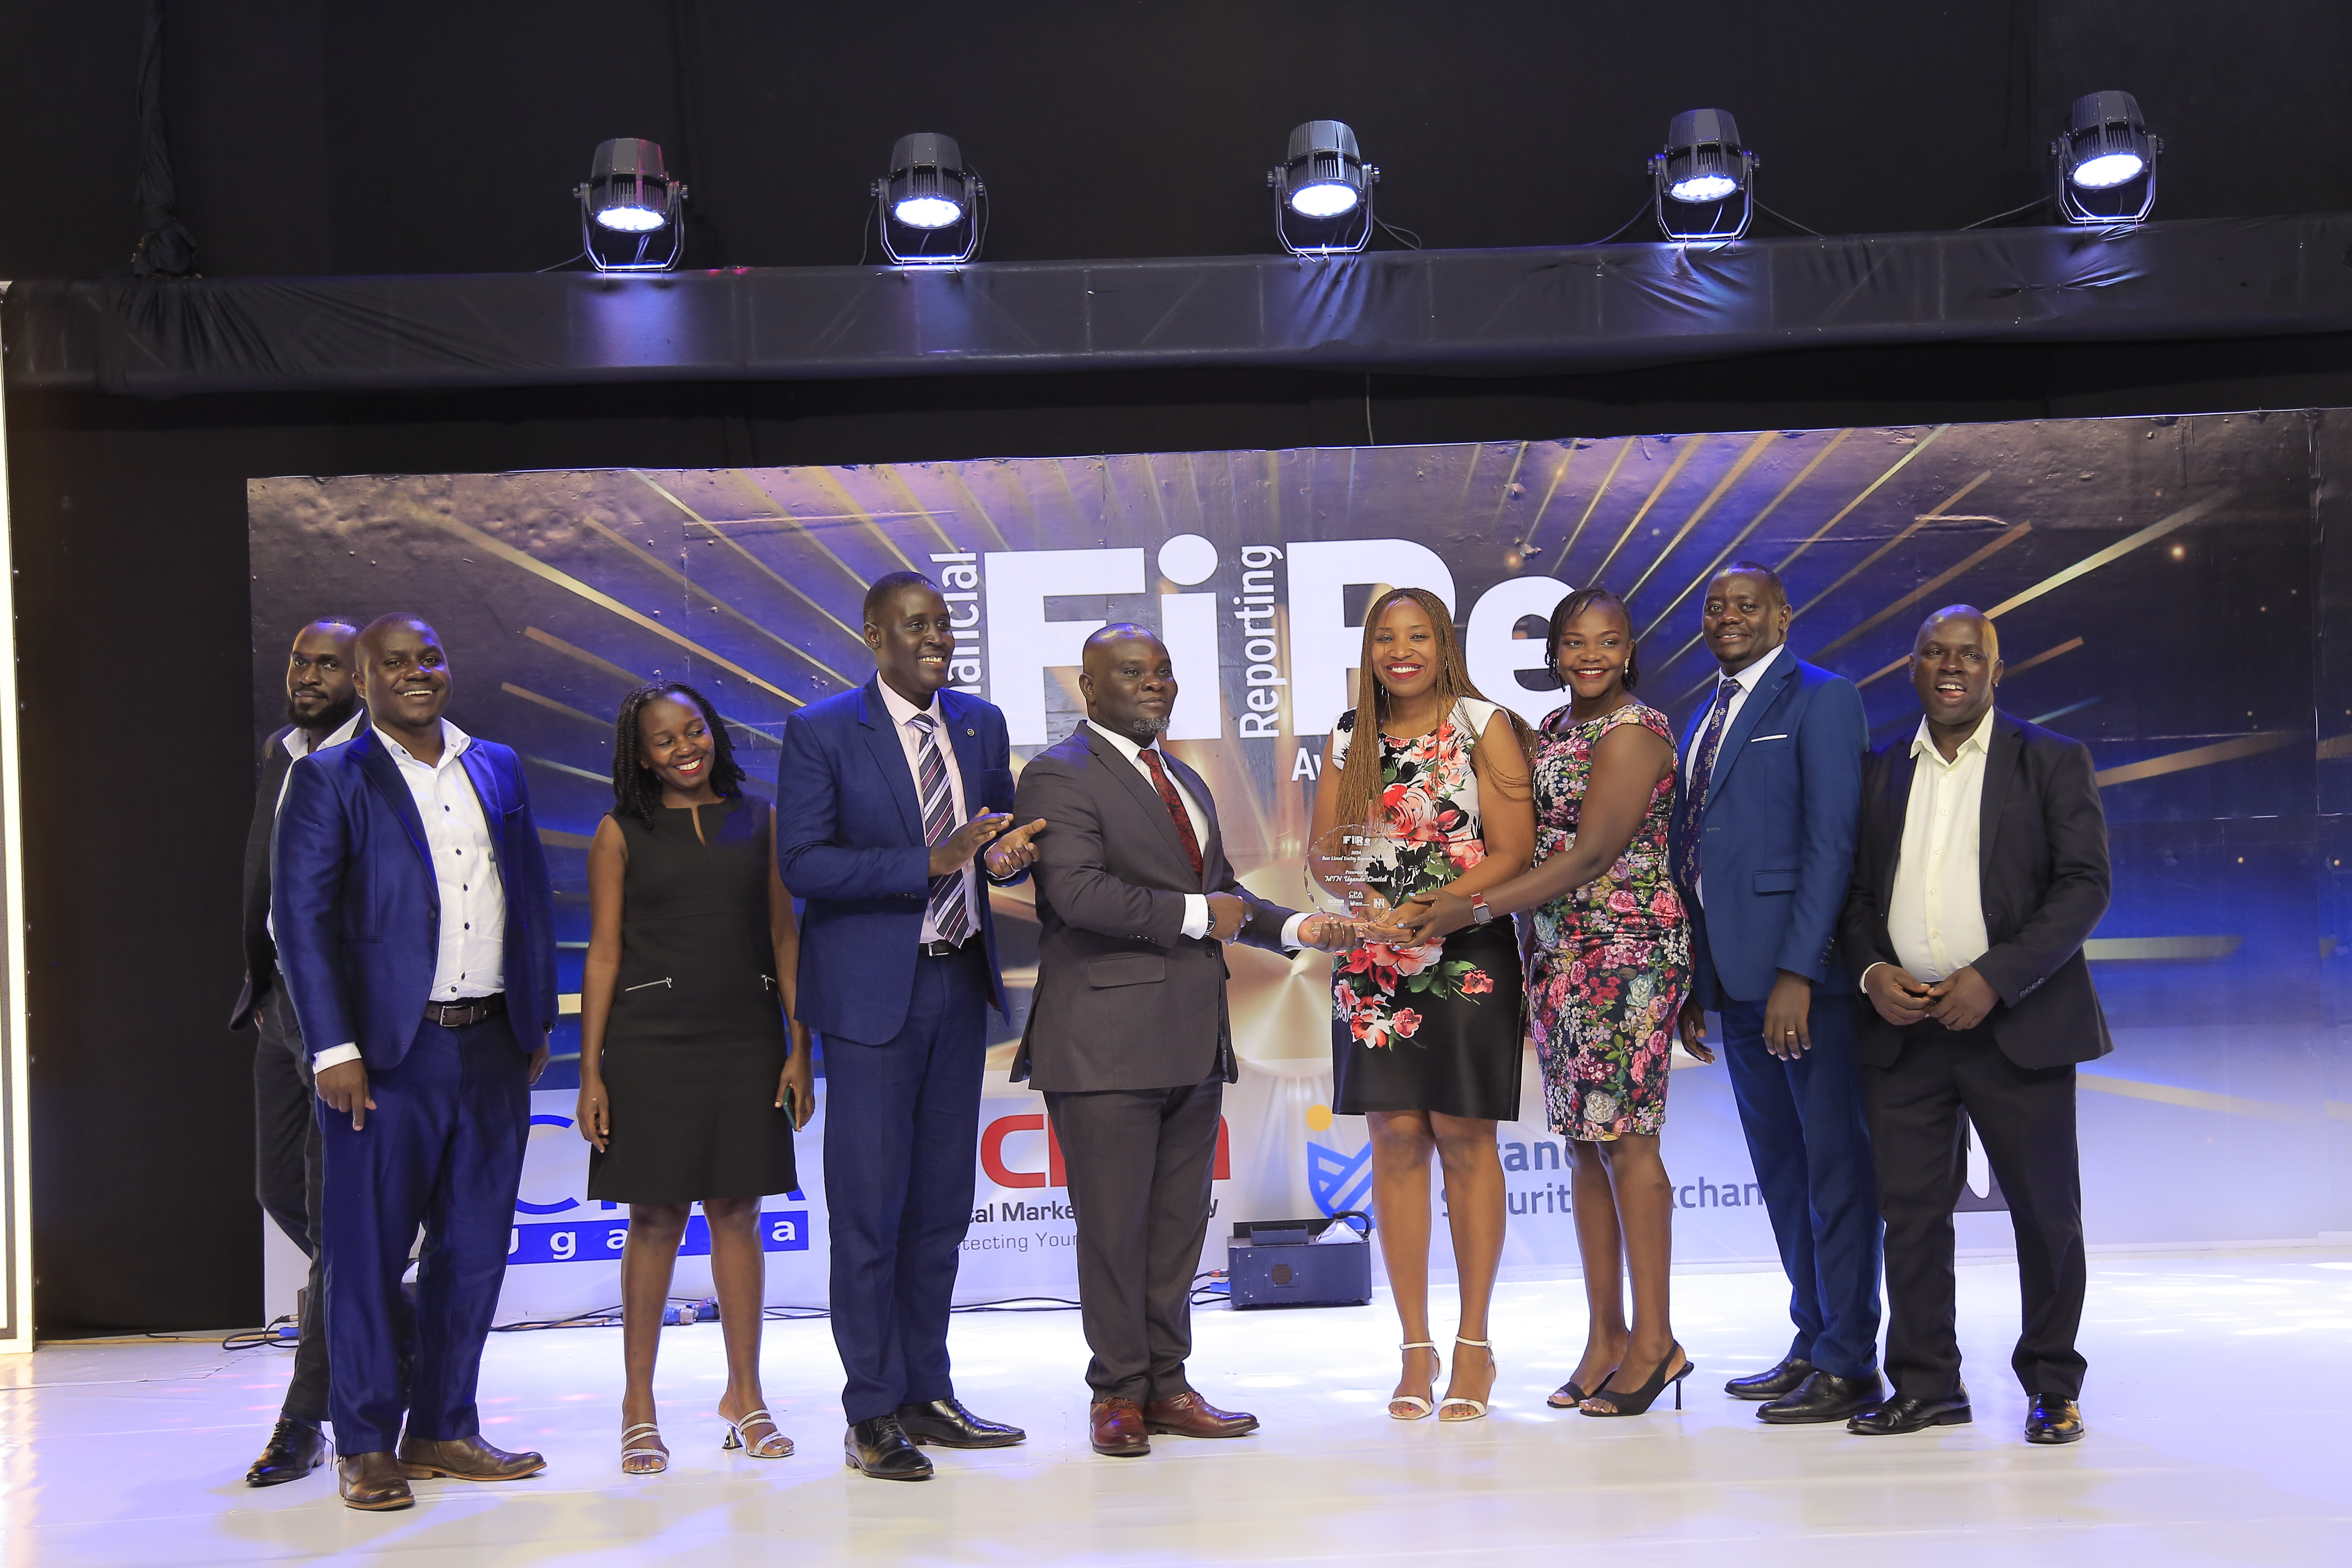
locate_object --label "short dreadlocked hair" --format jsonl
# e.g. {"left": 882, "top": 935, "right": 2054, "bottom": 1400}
{"left": 610, "top": 680, "right": 746, "bottom": 824}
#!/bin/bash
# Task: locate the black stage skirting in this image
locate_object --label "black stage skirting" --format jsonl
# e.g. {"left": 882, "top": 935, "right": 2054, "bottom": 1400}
{"left": 7, "top": 214, "right": 2352, "bottom": 398}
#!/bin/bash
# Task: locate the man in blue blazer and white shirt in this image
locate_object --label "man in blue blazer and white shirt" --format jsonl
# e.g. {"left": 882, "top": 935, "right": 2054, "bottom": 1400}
{"left": 1671, "top": 562, "right": 1884, "bottom": 1423}
{"left": 274, "top": 614, "right": 558, "bottom": 1510}
{"left": 776, "top": 570, "right": 1045, "bottom": 1481}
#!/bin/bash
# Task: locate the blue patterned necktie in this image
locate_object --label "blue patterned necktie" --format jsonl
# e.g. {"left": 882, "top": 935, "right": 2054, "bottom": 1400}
{"left": 908, "top": 713, "right": 972, "bottom": 945}
{"left": 1674, "top": 676, "right": 1741, "bottom": 895}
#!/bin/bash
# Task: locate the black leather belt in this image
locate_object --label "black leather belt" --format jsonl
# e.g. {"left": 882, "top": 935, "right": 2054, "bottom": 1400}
{"left": 423, "top": 993, "right": 506, "bottom": 1028}
{"left": 918, "top": 938, "right": 971, "bottom": 958}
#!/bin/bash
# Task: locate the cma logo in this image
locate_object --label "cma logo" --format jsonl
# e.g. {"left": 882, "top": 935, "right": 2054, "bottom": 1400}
{"left": 980, "top": 1112, "right": 1233, "bottom": 1189}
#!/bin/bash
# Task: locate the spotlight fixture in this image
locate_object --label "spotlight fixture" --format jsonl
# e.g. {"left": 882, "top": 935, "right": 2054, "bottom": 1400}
{"left": 575, "top": 138, "right": 686, "bottom": 272}
{"left": 2053, "top": 90, "right": 2160, "bottom": 225}
{"left": 1269, "top": 120, "right": 1378, "bottom": 256}
{"left": 872, "top": 133, "right": 986, "bottom": 266}
{"left": 1650, "top": 109, "right": 1755, "bottom": 243}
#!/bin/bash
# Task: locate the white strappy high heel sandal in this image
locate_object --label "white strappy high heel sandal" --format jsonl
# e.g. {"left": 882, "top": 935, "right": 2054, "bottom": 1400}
{"left": 1439, "top": 1337, "right": 1494, "bottom": 1422}
{"left": 719, "top": 1407, "right": 794, "bottom": 1459}
{"left": 1390, "top": 1341, "right": 1439, "bottom": 1421}
{"left": 619, "top": 1422, "right": 668, "bottom": 1474}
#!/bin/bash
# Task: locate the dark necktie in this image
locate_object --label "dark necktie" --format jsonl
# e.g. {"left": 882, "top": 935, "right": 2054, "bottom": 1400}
{"left": 1138, "top": 746, "right": 1205, "bottom": 889}
{"left": 907, "top": 713, "right": 972, "bottom": 946}
{"left": 1675, "top": 676, "right": 1741, "bottom": 895}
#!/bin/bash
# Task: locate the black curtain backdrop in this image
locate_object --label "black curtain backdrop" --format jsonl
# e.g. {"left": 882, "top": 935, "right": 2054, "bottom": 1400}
{"left": 6, "top": 1, "right": 2352, "bottom": 1332}
{"left": 5, "top": 2, "right": 2352, "bottom": 282}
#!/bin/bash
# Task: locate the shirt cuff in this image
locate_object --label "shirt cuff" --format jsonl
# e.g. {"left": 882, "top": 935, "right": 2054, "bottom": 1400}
{"left": 1279, "top": 912, "right": 1309, "bottom": 950}
{"left": 1180, "top": 893, "right": 1209, "bottom": 941}
{"left": 1857, "top": 961, "right": 1887, "bottom": 995}
{"left": 312, "top": 1043, "right": 362, "bottom": 1073}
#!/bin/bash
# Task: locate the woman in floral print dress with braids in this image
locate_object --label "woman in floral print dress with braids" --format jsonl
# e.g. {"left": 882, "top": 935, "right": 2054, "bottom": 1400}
{"left": 1396, "top": 586, "right": 1712, "bottom": 1421}
{"left": 1310, "top": 588, "right": 1535, "bottom": 1425}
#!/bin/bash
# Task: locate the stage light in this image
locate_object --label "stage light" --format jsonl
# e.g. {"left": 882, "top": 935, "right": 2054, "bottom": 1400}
{"left": 873, "top": 133, "right": 986, "bottom": 265}
{"left": 2053, "top": 91, "right": 2160, "bottom": 225}
{"left": 575, "top": 138, "right": 686, "bottom": 272}
{"left": 1650, "top": 109, "right": 1755, "bottom": 243}
{"left": 1270, "top": 120, "right": 1379, "bottom": 256}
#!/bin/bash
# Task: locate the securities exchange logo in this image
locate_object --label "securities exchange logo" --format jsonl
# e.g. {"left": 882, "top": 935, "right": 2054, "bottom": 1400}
{"left": 1303, "top": 1103, "right": 1371, "bottom": 1218}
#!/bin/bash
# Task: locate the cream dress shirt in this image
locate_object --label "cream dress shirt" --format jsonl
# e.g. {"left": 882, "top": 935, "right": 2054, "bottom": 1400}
{"left": 1863, "top": 707, "right": 1996, "bottom": 991}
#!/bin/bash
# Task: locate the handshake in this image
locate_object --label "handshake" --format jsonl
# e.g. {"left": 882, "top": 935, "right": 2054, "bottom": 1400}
{"left": 1198, "top": 894, "right": 1356, "bottom": 951}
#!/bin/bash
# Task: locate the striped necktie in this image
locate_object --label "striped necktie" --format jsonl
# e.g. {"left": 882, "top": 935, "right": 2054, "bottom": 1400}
{"left": 1674, "top": 676, "right": 1741, "bottom": 895}
{"left": 907, "top": 712, "right": 972, "bottom": 946}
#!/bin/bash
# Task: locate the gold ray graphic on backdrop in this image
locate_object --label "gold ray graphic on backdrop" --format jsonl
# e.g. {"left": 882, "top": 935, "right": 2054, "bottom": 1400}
{"left": 1639, "top": 429, "right": 1851, "bottom": 647}
{"left": 421, "top": 512, "right": 800, "bottom": 706}
{"left": 2094, "top": 731, "right": 2296, "bottom": 787}
{"left": 1622, "top": 430, "right": 1778, "bottom": 602}
{"left": 571, "top": 508, "right": 854, "bottom": 688}
{"left": 1813, "top": 519, "right": 2031, "bottom": 659}
{"left": 634, "top": 473, "right": 865, "bottom": 649}
{"left": 1590, "top": 438, "right": 1704, "bottom": 586}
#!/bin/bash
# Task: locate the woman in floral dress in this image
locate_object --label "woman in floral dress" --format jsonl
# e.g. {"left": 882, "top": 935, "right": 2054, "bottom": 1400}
{"left": 1309, "top": 587, "right": 1534, "bottom": 1423}
{"left": 1397, "top": 586, "right": 1710, "bottom": 1420}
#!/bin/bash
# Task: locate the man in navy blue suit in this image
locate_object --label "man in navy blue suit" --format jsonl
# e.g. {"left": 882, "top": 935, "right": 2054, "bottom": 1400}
{"left": 777, "top": 570, "right": 1044, "bottom": 1481}
{"left": 1671, "top": 563, "right": 1884, "bottom": 1424}
{"left": 274, "top": 614, "right": 558, "bottom": 1510}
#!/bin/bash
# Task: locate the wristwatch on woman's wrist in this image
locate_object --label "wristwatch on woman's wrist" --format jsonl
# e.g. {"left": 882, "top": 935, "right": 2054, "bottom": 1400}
{"left": 1470, "top": 893, "right": 1495, "bottom": 924}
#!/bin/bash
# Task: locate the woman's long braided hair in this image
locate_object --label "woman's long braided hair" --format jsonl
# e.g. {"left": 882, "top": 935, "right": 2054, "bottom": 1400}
{"left": 1328, "top": 585, "right": 1533, "bottom": 829}
{"left": 611, "top": 680, "right": 746, "bottom": 824}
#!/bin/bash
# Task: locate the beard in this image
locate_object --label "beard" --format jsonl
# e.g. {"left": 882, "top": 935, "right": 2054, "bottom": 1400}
{"left": 1120, "top": 711, "right": 1172, "bottom": 739}
{"left": 287, "top": 689, "right": 360, "bottom": 736}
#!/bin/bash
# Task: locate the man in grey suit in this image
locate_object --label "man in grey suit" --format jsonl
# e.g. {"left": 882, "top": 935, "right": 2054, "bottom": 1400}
{"left": 1012, "top": 625, "right": 1348, "bottom": 1457}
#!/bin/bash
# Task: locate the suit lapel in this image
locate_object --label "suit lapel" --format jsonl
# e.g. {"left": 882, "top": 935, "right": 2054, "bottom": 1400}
{"left": 1978, "top": 712, "right": 2021, "bottom": 889}
{"left": 1701, "top": 646, "right": 1793, "bottom": 813}
{"left": 1087, "top": 725, "right": 1195, "bottom": 880}
{"left": 1879, "top": 744, "right": 1918, "bottom": 909}
{"left": 940, "top": 690, "right": 989, "bottom": 813}
{"left": 1160, "top": 748, "right": 1221, "bottom": 887}
{"left": 857, "top": 677, "right": 925, "bottom": 840}
{"left": 353, "top": 729, "right": 433, "bottom": 875}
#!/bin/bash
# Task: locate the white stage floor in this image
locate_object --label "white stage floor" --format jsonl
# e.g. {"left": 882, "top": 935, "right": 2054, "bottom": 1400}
{"left": 5, "top": 1249, "right": 2349, "bottom": 1566}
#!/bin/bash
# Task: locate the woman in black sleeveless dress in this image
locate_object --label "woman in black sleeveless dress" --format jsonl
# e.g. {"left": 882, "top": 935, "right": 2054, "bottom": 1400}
{"left": 576, "top": 682, "right": 812, "bottom": 1474}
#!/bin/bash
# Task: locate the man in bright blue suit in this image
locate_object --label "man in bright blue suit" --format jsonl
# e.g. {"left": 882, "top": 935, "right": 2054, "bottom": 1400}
{"left": 1670, "top": 563, "right": 1884, "bottom": 1424}
{"left": 274, "top": 614, "right": 557, "bottom": 1510}
{"left": 777, "top": 570, "right": 1045, "bottom": 1481}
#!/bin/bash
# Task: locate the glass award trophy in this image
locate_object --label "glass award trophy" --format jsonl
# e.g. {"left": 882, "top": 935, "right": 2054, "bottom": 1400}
{"left": 1304, "top": 821, "right": 1421, "bottom": 944}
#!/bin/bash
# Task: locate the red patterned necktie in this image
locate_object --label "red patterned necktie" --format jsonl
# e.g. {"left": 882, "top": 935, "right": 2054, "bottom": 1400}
{"left": 1139, "top": 746, "right": 1205, "bottom": 888}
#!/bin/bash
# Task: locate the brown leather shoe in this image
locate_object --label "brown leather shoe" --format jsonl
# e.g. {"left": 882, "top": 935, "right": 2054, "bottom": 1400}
{"left": 1142, "top": 1390, "right": 1259, "bottom": 1438}
{"left": 336, "top": 1451, "right": 414, "bottom": 1511}
{"left": 396, "top": 1433, "right": 548, "bottom": 1482}
{"left": 1089, "top": 1397, "right": 1150, "bottom": 1457}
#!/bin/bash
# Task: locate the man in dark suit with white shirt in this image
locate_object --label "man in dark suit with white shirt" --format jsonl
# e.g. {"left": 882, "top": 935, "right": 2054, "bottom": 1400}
{"left": 1840, "top": 605, "right": 2110, "bottom": 1445}
{"left": 1012, "top": 625, "right": 1346, "bottom": 1458}
{"left": 234, "top": 617, "right": 365, "bottom": 1487}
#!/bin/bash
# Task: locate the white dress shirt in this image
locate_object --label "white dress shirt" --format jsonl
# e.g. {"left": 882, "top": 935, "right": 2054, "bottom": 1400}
{"left": 265, "top": 707, "right": 367, "bottom": 942}
{"left": 1085, "top": 719, "right": 1307, "bottom": 949}
{"left": 1863, "top": 707, "right": 1996, "bottom": 991}
{"left": 1684, "top": 644, "right": 1785, "bottom": 908}
{"left": 312, "top": 719, "right": 507, "bottom": 1072}
{"left": 876, "top": 679, "right": 981, "bottom": 944}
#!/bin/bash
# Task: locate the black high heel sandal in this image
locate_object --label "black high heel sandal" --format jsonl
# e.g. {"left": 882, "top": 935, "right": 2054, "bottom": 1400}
{"left": 1579, "top": 1343, "right": 1694, "bottom": 1417}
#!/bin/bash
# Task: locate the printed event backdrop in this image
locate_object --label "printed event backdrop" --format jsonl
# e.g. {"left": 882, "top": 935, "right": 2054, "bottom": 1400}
{"left": 249, "top": 413, "right": 2352, "bottom": 1321}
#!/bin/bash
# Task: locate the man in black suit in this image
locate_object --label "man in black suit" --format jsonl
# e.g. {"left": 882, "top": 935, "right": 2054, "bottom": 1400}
{"left": 1012, "top": 626, "right": 1345, "bottom": 1457}
{"left": 233, "top": 617, "right": 365, "bottom": 1486}
{"left": 1840, "top": 605, "right": 2110, "bottom": 1446}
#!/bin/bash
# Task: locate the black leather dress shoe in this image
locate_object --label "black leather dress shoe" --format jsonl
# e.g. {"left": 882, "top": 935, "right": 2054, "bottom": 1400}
{"left": 896, "top": 1397, "right": 1025, "bottom": 1448}
{"left": 245, "top": 1418, "right": 330, "bottom": 1486}
{"left": 844, "top": 1415, "right": 934, "bottom": 1480}
{"left": 1724, "top": 1356, "right": 1815, "bottom": 1402}
{"left": 1848, "top": 1389, "right": 1973, "bottom": 1434}
{"left": 2024, "top": 1393, "right": 2085, "bottom": 1445}
{"left": 1757, "top": 1369, "right": 1886, "bottom": 1424}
